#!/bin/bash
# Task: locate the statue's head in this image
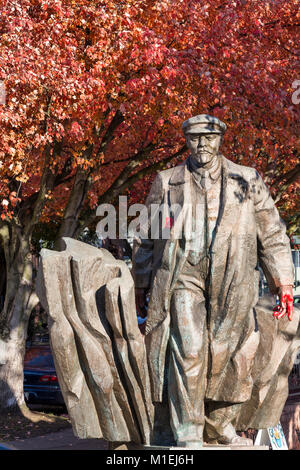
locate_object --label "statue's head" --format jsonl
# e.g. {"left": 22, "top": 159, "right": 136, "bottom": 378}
{"left": 182, "top": 114, "right": 226, "bottom": 165}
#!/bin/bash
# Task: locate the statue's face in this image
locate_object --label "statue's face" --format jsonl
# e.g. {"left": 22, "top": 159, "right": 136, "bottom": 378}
{"left": 186, "top": 132, "right": 222, "bottom": 165}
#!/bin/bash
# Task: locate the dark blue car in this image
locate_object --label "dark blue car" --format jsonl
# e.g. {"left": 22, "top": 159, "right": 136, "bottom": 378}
{"left": 0, "top": 444, "right": 14, "bottom": 450}
{"left": 24, "top": 346, "right": 64, "bottom": 406}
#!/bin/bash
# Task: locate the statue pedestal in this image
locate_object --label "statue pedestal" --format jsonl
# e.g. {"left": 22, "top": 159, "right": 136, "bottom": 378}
{"left": 144, "top": 444, "right": 269, "bottom": 451}
{"left": 109, "top": 442, "right": 269, "bottom": 451}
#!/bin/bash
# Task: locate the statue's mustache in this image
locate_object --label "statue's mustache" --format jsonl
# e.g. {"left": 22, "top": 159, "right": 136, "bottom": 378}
{"left": 196, "top": 149, "right": 212, "bottom": 154}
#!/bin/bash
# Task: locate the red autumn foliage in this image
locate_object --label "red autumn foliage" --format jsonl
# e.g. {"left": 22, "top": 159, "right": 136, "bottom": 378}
{"left": 0, "top": 0, "right": 298, "bottom": 234}
{"left": 0, "top": 0, "right": 299, "bottom": 415}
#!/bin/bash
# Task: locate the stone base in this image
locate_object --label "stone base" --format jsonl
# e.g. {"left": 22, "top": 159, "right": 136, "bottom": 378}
{"left": 144, "top": 444, "right": 228, "bottom": 451}
{"left": 109, "top": 442, "right": 269, "bottom": 451}
{"left": 144, "top": 444, "right": 269, "bottom": 451}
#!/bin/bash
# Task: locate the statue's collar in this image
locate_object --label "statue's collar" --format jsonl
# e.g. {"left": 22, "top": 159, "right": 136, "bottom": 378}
{"left": 169, "top": 155, "right": 224, "bottom": 185}
{"left": 187, "top": 154, "right": 221, "bottom": 182}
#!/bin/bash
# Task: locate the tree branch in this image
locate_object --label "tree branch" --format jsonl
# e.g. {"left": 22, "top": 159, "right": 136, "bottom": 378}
{"left": 102, "top": 145, "right": 187, "bottom": 199}
{"left": 25, "top": 146, "right": 56, "bottom": 235}
{"left": 77, "top": 145, "right": 187, "bottom": 233}
{"left": 96, "top": 109, "right": 124, "bottom": 157}
{"left": 274, "top": 163, "right": 300, "bottom": 203}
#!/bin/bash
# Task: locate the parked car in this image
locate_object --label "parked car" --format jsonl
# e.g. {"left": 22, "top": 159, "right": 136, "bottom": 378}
{"left": 0, "top": 443, "right": 15, "bottom": 450}
{"left": 24, "top": 345, "right": 64, "bottom": 406}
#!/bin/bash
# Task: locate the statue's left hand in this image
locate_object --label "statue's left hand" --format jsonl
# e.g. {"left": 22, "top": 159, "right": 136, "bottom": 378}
{"left": 273, "top": 285, "right": 294, "bottom": 321}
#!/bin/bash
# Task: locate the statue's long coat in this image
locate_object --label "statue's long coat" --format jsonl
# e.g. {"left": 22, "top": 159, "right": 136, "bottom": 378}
{"left": 132, "top": 156, "right": 294, "bottom": 404}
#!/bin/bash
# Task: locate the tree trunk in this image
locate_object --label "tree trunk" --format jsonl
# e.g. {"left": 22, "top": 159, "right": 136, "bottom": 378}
{"left": 0, "top": 290, "right": 56, "bottom": 423}
{"left": 0, "top": 300, "right": 33, "bottom": 412}
{"left": 0, "top": 146, "right": 68, "bottom": 420}
{"left": 0, "top": 245, "right": 6, "bottom": 311}
{"left": 0, "top": 223, "right": 38, "bottom": 413}
{"left": 54, "top": 168, "right": 93, "bottom": 250}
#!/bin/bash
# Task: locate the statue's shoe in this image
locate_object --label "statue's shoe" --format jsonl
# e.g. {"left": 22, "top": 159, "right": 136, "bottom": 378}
{"left": 227, "top": 436, "right": 253, "bottom": 446}
{"left": 209, "top": 436, "right": 253, "bottom": 446}
{"left": 205, "top": 422, "right": 253, "bottom": 447}
{"left": 177, "top": 440, "right": 204, "bottom": 449}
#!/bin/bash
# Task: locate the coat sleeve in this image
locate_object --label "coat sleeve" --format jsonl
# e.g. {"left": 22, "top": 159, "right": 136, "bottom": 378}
{"left": 252, "top": 169, "right": 294, "bottom": 294}
{"left": 132, "top": 173, "right": 164, "bottom": 289}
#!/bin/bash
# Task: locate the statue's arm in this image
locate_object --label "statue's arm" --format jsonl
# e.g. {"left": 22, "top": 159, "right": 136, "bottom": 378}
{"left": 132, "top": 174, "right": 164, "bottom": 313}
{"left": 253, "top": 170, "right": 294, "bottom": 319}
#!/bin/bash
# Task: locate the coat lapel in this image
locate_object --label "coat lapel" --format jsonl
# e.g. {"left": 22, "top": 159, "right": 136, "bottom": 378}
{"left": 208, "top": 156, "right": 248, "bottom": 315}
{"left": 210, "top": 156, "right": 244, "bottom": 256}
{"left": 168, "top": 162, "right": 193, "bottom": 242}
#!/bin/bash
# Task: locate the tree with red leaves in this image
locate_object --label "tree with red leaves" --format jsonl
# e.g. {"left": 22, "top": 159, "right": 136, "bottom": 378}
{"left": 0, "top": 0, "right": 299, "bottom": 415}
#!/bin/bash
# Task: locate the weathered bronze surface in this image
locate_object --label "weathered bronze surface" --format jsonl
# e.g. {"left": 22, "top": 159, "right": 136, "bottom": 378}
{"left": 37, "top": 115, "right": 298, "bottom": 449}
{"left": 36, "top": 238, "right": 299, "bottom": 448}
{"left": 132, "top": 114, "right": 296, "bottom": 447}
{"left": 37, "top": 237, "right": 153, "bottom": 444}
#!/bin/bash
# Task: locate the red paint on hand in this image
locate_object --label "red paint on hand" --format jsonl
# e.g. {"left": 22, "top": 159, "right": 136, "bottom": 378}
{"left": 273, "top": 286, "right": 293, "bottom": 321}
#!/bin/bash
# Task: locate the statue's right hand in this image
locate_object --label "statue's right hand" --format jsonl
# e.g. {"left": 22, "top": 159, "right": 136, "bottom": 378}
{"left": 135, "top": 288, "right": 147, "bottom": 318}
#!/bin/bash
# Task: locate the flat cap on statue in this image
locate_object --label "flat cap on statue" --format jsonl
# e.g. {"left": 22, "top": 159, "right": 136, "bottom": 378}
{"left": 182, "top": 114, "right": 227, "bottom": 135}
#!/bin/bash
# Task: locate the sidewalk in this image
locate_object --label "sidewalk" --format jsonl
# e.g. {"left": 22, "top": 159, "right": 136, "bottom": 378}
{"left": 1, "top": 428, "right": 109, "bottom": 450}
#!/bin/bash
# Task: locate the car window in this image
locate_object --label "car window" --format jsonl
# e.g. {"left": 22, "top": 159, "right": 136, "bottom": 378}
{"left": 25, "top": 353, "right": 55, "bottom": 368}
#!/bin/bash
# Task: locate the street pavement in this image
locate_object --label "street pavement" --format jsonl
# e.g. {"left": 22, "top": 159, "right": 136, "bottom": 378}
{"left": 1, "top": 428, "right": 109, "bottom": 450}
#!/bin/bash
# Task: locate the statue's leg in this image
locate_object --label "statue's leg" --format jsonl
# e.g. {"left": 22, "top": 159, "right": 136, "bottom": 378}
{"left": 204, "top": 401, "right": 253, "bottom": 446}
{"left": 168, "top": 288, "right": 208, "bottom": 448}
